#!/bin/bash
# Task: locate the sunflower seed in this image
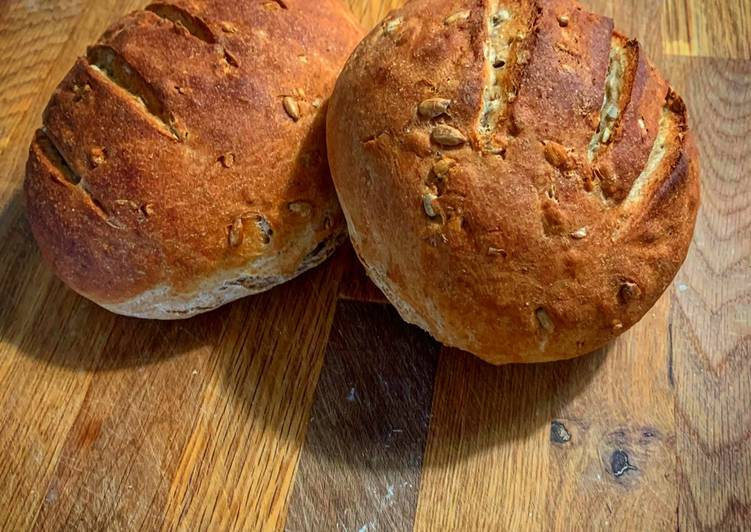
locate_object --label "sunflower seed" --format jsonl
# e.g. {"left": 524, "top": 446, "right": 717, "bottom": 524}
{"left": 229, "top": 218, "right": 244, "bottom": 247}
{"left": 431, "top": 125, "right": 467, "bottom": 147}
{"left": 141, "top": 203, "right": 155, "bottom": 217}
{"left": 418, "top": 98, "right": 452, "bottom": 119}
{"left": 219, "top": 153, "right": 235, "bottom": 168}
{"left": 544, "top": 141, "right": 569, "bottom": 169}
{"left": 114, "top": 199, "right": 138, "bottom": 209}
{"left": 619, "top": 281, "right": 642, "bottom": 303}
{"left": 283, "top": 96, "right": 300, "bottom": 121}
{"left": 383, "top": 17, "right": 403, "bottom": 35}
{"left": 571, "top": 227, "right": 588, "bottom": 239}
{"left": 220, "top": 22, "right": 238, "bottom": 33}
{"left": 263, "top": 1, "right": 286, "bottom": 10}
{"left": 493, "top": 10, "right": 511, "bottom": 25}
{"left": 89, "top": 147, "right": 106, "bottom": 168}
{"left": 288, "top": 201, "right": 312, "bottom": 217}
{"left": 432, "top": 158, "right": 456, "bottom": 179}
{"left": 255, "top": 215, "right": 273, "bottom": 244}
{"left": 536, "top": 308, "right": 555, "bottom": 333}
{"left": 423, "top": 192, "right": 438, "bottom": 218}
{"left": 445, "top": 10, "right": 471, "bottom": 24}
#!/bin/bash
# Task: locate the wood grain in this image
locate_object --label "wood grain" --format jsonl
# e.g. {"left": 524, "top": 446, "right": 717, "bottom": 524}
{"left": 0, "top": 3, "right": 148, "bottom": 530}
{"left": 0, "top": 0, "right": 80, "bottom": 159}
{"left": 666, "top": 56, "right": 751, "bottom": 530}
{"left": 32, "top": 313, "right": 221, "bottom": 531}
{"left": 1, "top": 249, "right": 345, "bottom": 531}
{"left": 285, "top": 301, "right": 439, "bottom": 532}
{"left": 663, "top": 0, "right": 751, "bottom": 60}
{"left": 414, "top": 295, "right": 676, "bottom": 531}
{"left": 157, "top": 259, "right": 345, "bottom": 531}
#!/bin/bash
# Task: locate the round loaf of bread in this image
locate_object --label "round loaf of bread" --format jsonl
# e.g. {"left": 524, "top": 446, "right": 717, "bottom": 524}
{"left": 327, "top": 0, "right": 700, "bottom": 364}
{"left": 24, "top": 0, "right": 362, "bottom": 318}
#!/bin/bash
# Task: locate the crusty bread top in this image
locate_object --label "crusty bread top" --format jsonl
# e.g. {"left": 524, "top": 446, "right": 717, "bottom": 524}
{"left": 25, "top": 0, "right": 362, "bottom": 306}
{"left": 328, "top": 0, "right": 700, "bottom": 364}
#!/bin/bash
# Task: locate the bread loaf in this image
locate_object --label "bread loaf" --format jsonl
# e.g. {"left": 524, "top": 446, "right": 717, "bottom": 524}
{"left": 24, "top": 0, "right": 362, "bottom": 318}
{"left": 327, "top": 0, "right": 700, "bottom": 364}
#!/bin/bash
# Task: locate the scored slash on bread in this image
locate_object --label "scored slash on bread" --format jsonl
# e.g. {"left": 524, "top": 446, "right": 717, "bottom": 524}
{"left": 327, "top": 0, "right": 700, "bottom": 364}
{"left": 24, "top": 0, "right": 363, "bottom": 318}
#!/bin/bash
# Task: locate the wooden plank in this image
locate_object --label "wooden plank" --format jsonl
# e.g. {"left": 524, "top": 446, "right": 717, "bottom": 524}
{"left": 285, "top": 301, "right": 440, "bottom": 531}
{"left": 25, "top": 257, "right": 344, "bottom": 531}
{"left": 545, "top": 295, "right": 677, "bottom": 531}
{"left": 665, "top": 55, "right": 751, "bottom": 530}
{"left": 0, "top": 277, "right": 118, "bottom": 531}
{"left": 0, "top": 232, "right": 344, "bottom": 530}
{"left": 414, "top": 295, "right": 676, "bottom": 530}
{"left": 662, "top": 0, "right": 751, "bottom": 60}
{"left": 155, "top": 258, "right": 345, "bottom": 531}
{"left": 0, "top": 0, "right": 81, "bottom": 157}
{"left": 414, "top": 349, "right": 557, "bottom": 531}
{"left": 31, "top": 312, "right": 225, "bottom": 531}
{"left": 0, "top": 3, "right": 150, "bottom": 530}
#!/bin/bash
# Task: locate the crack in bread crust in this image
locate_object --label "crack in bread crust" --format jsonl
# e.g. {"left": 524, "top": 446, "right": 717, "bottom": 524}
{"left": 145, "top": 3, "right": 238, "bottom": 68}
{"left": 622, "top": 107, "right": 672, "bottom": 207}
{"left": 35, "top": 130, "right": 80, "bottom": 186}
{"left": 622, "top": 92, "right": 687, "bottom": 209}
{"left": 588, "top": 36, "right": 638, "bottom": 161}
{"left": 613, "top": 90, "right": 690, "bottom": 239}
{"left": 477, "top": 0, "right": 538, "bottom": 152}
{"left": 36, "top": 130, "right": 110, "bottom": 220}
{"left": 87, "top": 46, "right": 184, "bottom": 140}
{"left": 146, "top": 3, "right": 218, "bottom": 44}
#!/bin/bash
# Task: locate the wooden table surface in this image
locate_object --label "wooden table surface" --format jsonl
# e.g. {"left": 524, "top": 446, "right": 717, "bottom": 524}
{"left": 0, "top": 1, "right": 749, "bottom": 530}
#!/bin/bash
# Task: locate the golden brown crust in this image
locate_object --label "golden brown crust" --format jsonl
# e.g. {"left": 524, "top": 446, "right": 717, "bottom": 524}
{"left": 328, "top": 0, "right": 700, "bottom": 364}
{"left": 24, "top": 0, "right": 363, "bottom": 317}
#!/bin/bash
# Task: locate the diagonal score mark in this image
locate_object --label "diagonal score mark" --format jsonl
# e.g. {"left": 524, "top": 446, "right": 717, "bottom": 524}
{"left": 87, "top": 45, "right": 184, "bottom": 141}
{"left": 146, "top": 3, "right": 239, "bottom": 68}
{"left": 588, "top": 36, "right": 639, "bottom": 162}
{"left": 146, "top": 3, "right": 217, "bottom": 44}
{"left": 477, "top": 0, "right": 539, "bottom": 154}
{"left": 33, "top": 129, "right": 111, "bottom": 221}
